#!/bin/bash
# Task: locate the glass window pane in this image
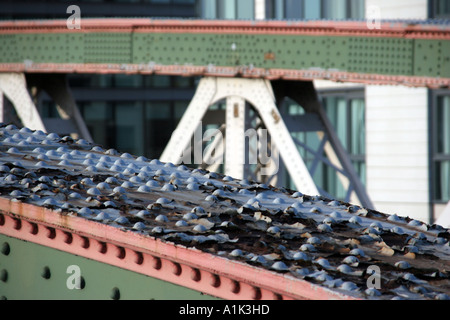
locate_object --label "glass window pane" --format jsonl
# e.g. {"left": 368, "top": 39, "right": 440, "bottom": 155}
{"left": 115, "top": 103, "right": 144, "bottom": 156}
{"left": 274, "top": 0, "right": 285, "bottom": 19}
{"left": 353, "top": 161, "right": 366, "bottom": 186}
{"left": 431, "top": 0, "right": 450, "bottom": 18}
{"left": 304, "top": 0, "right": 321, "bottom": 19}
{"left": 218, "top": 0, "right": 236, "bottom": 19}
{"left": 265, "top": 0, "right": 286, "bottom": 19}
{"left": 323, "top": 0, "right": 347, "bottom": 19}
{"left": 201, "top": 0, "right": 217, "bottom": 19}
{"left": 350, "top": 98, "right": 365, "bottom": 156}
{"left": 146, "top": 102, "right": 171, "bottom": 119}
{"left": 174, "top": 76, "right": 192, "bottom": 88}
{"left": 435, "top": 161, "right": 450, "bottom": 202}
{"left": 324, "top": 96, "right": 348, "bottom": 149}
{"left": 348, "top": 0, "right": 365, "bottom": 19}
{"left": 285, "top": 0, "right": 303, "bottom": 19}
{"left": 174, "top": 101, "right": 189, "bottom": 122}
{"left": 41, "top": 101, "right": 60, "bottom": 119}
{"left": 145, "top": 102, "right": 173, "bottom": 158}
{"left": 80, "top": 102, "right": 113, "bottom": 148}
{"left": 145, "top": 75, "right": 171, "bottom": 88}
{"left": 114, "top": 74, "right": 142, "bottom": 88}
{"left": 437, "top": 96, "right": 450, "bottom": 154}
{"left": 237, "top": 0, "right": 254, "bottom": 19}
{"left": 173, "top": 0, "right": 196, "bottom": 3}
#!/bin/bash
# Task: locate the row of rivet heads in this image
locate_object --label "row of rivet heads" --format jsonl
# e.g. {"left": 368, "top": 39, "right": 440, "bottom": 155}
{"left": 0, "top": 213, "right": 275, "bottom": 300}
{"left": 1, "top": 158, "right": 448, "bottom": 251}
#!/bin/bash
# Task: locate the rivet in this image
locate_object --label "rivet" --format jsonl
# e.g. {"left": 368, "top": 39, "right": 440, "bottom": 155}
{"left": 231, "top": 280, "right": 240, "bottom": 294}
{"left": 13, "top": 218, "right": 21, "bottom": 230}
{"left": 1, "top": 242, "right": 10, "bottom": 256}
{"left": 41, "top": 266, "right": 51, "bottom": 279}
{"left": 96, "top": 241, "right": 107, "bottom": 254}
{"left": 190, "top": 268, "right": 201, "bottom": 282}
{"left": 273, "top": 293, "right": 283, "bottom": 300}
{"left": 63, "top": 232, "right": 73, "bottom": 244}
{"left": 46, "top": 227, "right": 56, "bottom": 239}
{"left": 116, "top": 246, "right": 126, "bottom": 259}
{"left": 210, "top": 274, "right": 221, "bottom": 288}
{"left": 110, "top": 287, "right": 120, "bottom": 300}
{"left": 134, "top": 251, "right": 144, "bottom": 265}
{"left": 78, "top": 277, "right": 86, "bottom": 289}
{"left": 172, "top": 262, "right": 182, "bottom": 276}
{"left": 252, "top": 287, "right": 262, "bottom": 300}
{"left": 80, "top": 236, "right": 90, "bottom": 249}
{"left": 0, "top": 269, "right": 8, "bottom": 282}
{"left": 152, "top": 256, "right": 162, "bottom": 270}
{"left": 27, "top": 222, "right": 38, "bottom": 235}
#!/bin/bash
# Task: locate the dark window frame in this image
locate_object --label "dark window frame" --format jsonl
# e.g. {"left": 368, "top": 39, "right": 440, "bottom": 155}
{"left": 265, "top": 0, "right": 365, "bottom": 20}
{"left": 429, "top": 89, "right": 450, "bottom": 204}
{"left": 318, "top": 87, "right": 367, "bottom": 187}
{"left": 429, "top": 0, "right": 450, "bottom": 19}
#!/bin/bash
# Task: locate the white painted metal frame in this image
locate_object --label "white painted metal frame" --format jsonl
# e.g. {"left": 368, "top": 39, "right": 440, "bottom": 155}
{"left": 225, "top": 96, "right": 246, "bottom": 179}
{"left": 160, "top": 77, "right": 320, "bottom": 196}
{"left": 0, "top": 73, "right": 46, "bottom": 132}
{"left": 0, "top": 73, "right": 92, "bottom": 142}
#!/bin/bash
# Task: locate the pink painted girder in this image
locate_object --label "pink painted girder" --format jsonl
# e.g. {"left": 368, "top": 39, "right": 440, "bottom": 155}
{"left": 0, "top": 197, "right": 359, "bottom": 300}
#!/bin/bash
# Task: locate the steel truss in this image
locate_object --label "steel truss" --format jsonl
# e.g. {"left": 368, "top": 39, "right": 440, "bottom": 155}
{"left": 0, "top": 72, "right": 92, "bottom": 141}
{"left": 160, "top": 77, "right": 373, "bottom": 208}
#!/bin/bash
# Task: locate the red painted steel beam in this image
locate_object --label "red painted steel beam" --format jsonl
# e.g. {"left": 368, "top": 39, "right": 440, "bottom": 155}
{"left": 0, "top": 62, "right": 447, "bottom": 89}
{"left": 0, "top": 19, "right": 449, "bottom": 88}
{"left": 0, "top": 19, "right": 448, "bottom": 39}
{"left": 0, "top": 197, "right": 359, "bottom": 300}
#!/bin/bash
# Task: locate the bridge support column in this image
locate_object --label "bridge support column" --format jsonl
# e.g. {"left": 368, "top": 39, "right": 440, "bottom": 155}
{"left": 26, "top": 73, "right": 93, "bottom": 142}
{"left": 161, "top": 77, "right": 373, "bottom": 208}
{"left": 0, "top": 73, "right": 46, "bottom": 132}
{"left": 225, "top": 96, "right": 246, "bottom": 180}
{"left": 0, "top": 72, "right": 92, "bottom": 142}
{"left": 161, "top": 77, "right": 319, "bottom": 197}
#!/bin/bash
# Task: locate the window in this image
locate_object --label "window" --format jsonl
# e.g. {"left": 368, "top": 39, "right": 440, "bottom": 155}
{"left": 431, "top": 90, "right": 450, "bottom": 203}
{"left": 79, "top": 102, "right": 115, "bottom": 148}
{"left": 201, "top": 0, "right": 254, "bottom": 19}
{"left": 429, "top": 0, "right": 450, "bottom": 19}
{"left": 265, "top": 0, "right": 365, "bottom": 20}
{"left": 79, "top": 100, "right": 189, "bottom": 159}
{"left": 321, "top": 90, "right": 366, "bottom": 196}
{"left": 280, "top": 89, "right": 366, "bottom": 200}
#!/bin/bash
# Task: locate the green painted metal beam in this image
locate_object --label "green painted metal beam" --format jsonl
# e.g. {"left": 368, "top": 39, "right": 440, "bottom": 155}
{"left": 0, "top": 234, "right": 218, "bottom": 300}
{"left": 0, "top": 31, "right": 449, "bottom": 78}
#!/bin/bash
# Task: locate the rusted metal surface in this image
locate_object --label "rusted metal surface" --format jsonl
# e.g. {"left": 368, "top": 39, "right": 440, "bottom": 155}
{"left": 0, "top": 124, "right": 449, "bottom": 300}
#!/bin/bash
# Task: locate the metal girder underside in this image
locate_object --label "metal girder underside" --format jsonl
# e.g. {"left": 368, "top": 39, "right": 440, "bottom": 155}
{"left": 0, "top": 19, "right": 449, "bottom": 88}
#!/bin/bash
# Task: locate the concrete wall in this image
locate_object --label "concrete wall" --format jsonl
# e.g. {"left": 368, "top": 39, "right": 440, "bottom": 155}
{"left": 363, "top": 0, "right": 430, "bottom": 223}
{"left": 254, "top": 0, "right": 265, "bottom": 20}
{"left": 365, "top": 0, "right": 428, "bottom": 19}
{"left": 365, "top": 85, "right": 430, "bottom": 222}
